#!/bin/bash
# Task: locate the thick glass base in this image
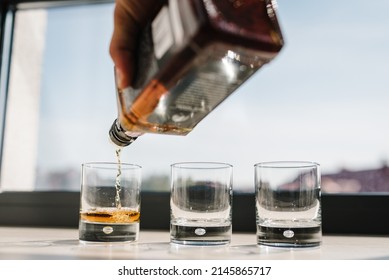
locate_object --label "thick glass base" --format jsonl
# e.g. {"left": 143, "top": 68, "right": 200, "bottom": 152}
{"left": 79, "top": 221, "right": 139, "bottom": 243}
{"left": 170, "top": 224, "right": 231, "bottom": 246}
{"left": 257, "top": 225, "right": 321, "bottom": 248}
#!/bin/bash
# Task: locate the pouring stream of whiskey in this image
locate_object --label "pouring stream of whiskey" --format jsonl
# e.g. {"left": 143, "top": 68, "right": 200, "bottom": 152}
{"left": 115, "top": 148, "right": 122, "bottom": 208}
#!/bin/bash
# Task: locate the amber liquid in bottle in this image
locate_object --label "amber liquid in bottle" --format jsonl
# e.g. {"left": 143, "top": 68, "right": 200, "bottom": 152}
{"left": 111, "top": 0, "right": 284, "bottom": 146}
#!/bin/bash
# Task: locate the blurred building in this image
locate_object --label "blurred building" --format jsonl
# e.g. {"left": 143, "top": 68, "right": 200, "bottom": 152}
{"left": 322, "top": 164, "right": 389, "bottom": 193}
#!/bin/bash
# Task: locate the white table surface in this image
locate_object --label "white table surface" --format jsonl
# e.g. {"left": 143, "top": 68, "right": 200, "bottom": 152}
{"left": 0, "top": 227, "right": 388, "bottom": 260}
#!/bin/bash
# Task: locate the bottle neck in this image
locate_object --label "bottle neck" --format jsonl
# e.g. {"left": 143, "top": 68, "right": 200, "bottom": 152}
{"left": 109, "top": 119, "right": 138, "bottom": 147}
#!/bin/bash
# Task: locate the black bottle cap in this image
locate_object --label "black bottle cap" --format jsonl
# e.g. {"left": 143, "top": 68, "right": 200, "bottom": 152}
{"left": 109, "top": 120, "right": 137, "bottom": 147}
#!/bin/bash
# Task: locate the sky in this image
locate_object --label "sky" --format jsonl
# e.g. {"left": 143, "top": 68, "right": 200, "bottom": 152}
{"left": 37, "top": 1, "right": 389, "bottom": 189}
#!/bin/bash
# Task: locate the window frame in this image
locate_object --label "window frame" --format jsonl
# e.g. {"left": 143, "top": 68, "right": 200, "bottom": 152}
{"left": 0, "top": 0, "right": 389, "bottom": 235}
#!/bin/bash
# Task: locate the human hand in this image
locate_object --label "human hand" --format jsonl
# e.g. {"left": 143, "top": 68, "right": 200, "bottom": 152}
{"left": 109, "top": 0, "right": 166, "bottom": 89}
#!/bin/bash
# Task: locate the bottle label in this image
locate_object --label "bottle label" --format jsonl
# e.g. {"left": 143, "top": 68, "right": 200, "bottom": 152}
{"left": 152, "top": 7, "right": 174, "bottom": 59}
{"left": 152, "top": 0, "right": 186, "bottom": 60}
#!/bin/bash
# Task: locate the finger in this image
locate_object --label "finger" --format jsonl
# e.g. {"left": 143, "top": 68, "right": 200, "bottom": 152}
{"left": 109, "top": 0, "right": 166, "bottom": 89}
{"left": 110, "top": 0, "right": 138, "bottom": 88}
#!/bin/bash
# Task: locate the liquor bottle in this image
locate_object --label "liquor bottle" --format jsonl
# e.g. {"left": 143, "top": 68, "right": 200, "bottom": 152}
{"left": 109, "top": 0, "right": 284, "bottom": 147}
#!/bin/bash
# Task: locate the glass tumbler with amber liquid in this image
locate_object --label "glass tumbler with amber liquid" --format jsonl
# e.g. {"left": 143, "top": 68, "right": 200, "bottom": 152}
{"left": 79, "top": 162, "right": 141, "bottom": 242}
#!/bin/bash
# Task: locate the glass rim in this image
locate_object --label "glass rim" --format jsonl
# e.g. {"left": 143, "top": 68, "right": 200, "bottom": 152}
{"left": 254, "top": 161, "right": 320, "bottom": 169}
{"left": 82, "top": 162, "right": 142, "bottom": 170}
{"left": 171, "top": 161, "right": 233, "bottom": 170}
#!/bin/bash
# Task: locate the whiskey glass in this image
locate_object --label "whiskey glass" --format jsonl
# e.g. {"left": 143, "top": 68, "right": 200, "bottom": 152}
{"left": 255, "top": 161, "right": 321, "bottom": 247}
{"left": 170, "top": 162, "right": 233, "bottom": 245}
{"left": 79, "top": 162, "right": 141, "bottom": 242}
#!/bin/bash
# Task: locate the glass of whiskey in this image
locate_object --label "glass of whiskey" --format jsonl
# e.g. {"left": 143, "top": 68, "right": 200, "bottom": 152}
{"left": 255, "top": 161, "right": 322, "bottom": 247}
{"left": 170, "top": 162, "right": 233, "bottom": 245}
{"left": 79, "top": 162, "right": 141, "bottom": 242}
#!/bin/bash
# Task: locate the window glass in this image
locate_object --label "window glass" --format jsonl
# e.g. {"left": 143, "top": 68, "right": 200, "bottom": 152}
{"left": 1, "top": 1, "right": 388, "bottom": 193}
